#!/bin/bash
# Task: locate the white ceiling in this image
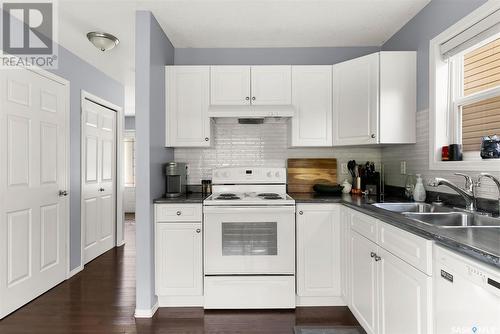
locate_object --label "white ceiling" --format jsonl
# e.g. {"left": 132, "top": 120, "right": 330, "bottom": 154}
{"left": 57, "top": 0, "right": 430, "bottom": 115}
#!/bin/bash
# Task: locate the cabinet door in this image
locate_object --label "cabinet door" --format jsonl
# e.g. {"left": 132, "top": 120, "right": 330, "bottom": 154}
{"left": 350, "top": 230, "right": 378, "bottom": 334}
{"left": 333, "top": 53, "right": 379, "bottom": 146}
{"left": 251, "top": 66, "right": 291, "bottom": 105}
{"left": 296, "top": 204, "right": 340, "bottom": 297}
{"left": 290, "top": 66, "right": 333, "bottom": 147}
{"left": 155, "top": 223, "right": 203, "bottom": 296}
{"left": 378, "top": 248, "right": 432, "bottom": 334}
{"left": 340, "top": 207, "right": 352, "bottom": 305}
{"left": 166, "top": 66, "right": 211, "bottom": 147}
{"left": 210, "top": 66, "right": 251, "bottom": 105}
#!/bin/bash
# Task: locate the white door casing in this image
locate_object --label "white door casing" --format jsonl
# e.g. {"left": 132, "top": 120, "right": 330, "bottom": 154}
{"left": 81, "top": 98, "right": 116, "bottom": 264}
{"left": 0, "top": 68, "right": 69, "bottom": 319}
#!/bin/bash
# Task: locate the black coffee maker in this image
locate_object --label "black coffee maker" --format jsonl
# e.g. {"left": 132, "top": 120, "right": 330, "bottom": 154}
{"left": 164, "top": 162, "right": 187, "bottom": 197}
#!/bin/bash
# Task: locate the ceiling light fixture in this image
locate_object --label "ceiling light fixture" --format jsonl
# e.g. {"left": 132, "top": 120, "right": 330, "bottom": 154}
{"left": 87, "top": 32, "right": 119, "bottom": 52}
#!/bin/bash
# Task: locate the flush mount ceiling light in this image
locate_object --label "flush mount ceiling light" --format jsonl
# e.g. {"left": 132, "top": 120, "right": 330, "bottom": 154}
{"left": 87, "top": 32, "right": 119, "bottom": 52}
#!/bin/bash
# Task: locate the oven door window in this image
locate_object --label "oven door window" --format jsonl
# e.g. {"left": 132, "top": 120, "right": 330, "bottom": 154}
{"left": 221, "top": 222, "right": 278, "bottom": 256}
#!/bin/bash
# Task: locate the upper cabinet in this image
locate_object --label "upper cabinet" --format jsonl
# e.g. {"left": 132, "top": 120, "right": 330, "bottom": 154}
{"left": 210, "top": 66, "right": 292, "bottom": 106}
{"left": 165, "top": 66, "right": 212, "bottom": 147}
{"left": 333, "top": 51, "right": 416, "bottom": 146}
{"left": 290, "top": 66, "right": 333, "bottom": 147}
{"left": 210, "top": 66, "right": 251, "bottom": 105}
{"left": 250, "top": 66, "right": 292, "bottom": 105}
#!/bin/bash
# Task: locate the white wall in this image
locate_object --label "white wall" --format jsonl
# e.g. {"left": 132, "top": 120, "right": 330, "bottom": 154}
{"left": 174, "top": 119, "right": 382, "bottom": 184}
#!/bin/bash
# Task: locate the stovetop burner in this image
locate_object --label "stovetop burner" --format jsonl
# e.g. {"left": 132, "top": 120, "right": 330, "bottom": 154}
{"left": 215, "top": 193, "right": 241, "bottom": 200}
{"left": 262, "top": 195, "right": 283, "bottom": 200}
{"left": 257, "top": 193, "right": 280, "bottom": 197}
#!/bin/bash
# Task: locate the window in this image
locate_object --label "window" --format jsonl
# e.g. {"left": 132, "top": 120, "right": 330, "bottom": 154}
{"left": 451, "top": 36, "right": 500, "bottom": 153}
{"left": 430, "top": 2, "right": 500, "bottom": 170}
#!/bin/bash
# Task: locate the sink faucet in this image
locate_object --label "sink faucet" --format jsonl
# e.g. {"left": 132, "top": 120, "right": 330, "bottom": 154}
{"left": 428, "top": 173, "right": 477, "bottom": 211}
{"left": 477, "top": 173, "right": 500, "bottom": 214}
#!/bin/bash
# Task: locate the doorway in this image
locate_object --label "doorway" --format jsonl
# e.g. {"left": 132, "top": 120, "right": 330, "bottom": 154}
{"left": 81, "top": 92, "right": 122, "bottom": 264}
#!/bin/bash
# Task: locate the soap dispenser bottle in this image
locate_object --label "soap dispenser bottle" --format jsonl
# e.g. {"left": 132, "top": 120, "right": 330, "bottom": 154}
{"left": 413, "top": 174, "right": 426, "bottom": 202}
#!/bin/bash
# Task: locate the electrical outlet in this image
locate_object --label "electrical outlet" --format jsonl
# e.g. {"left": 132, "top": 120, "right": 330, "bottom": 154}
{"left": 400, "top": 161, "right": 407, "bottom": 175}
{"left": 341, "top": 163, "right": 348, "bottom": 175}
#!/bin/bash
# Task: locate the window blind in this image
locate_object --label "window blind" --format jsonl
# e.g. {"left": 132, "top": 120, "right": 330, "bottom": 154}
{"left": 441, "top": 8, "right": 500, "bottom": 59}
{"left": 461, "top": 95, "right": 500, "bottom": 152}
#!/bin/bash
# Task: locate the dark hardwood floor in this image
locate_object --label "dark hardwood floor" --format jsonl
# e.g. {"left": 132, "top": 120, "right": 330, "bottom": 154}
{"left": 0, "top": 214, "right": 359, "bottom": 334}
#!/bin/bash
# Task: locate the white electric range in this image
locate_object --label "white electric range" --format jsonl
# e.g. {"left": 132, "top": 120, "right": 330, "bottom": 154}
{"left": 203, "top": 167, "right": 296, "bottom": 309}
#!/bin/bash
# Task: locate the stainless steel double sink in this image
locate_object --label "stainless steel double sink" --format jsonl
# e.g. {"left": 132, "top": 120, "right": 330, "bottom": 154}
{"left": 372, "top": 202, "right": 500, "bottom": 228}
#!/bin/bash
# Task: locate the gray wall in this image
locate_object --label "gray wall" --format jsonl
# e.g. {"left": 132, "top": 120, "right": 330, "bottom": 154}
{"left": 135, "top": 10, "right": 174, "bottom": 312}
{"left": 49, "top": 46, "right": 124, "bottom": 271}
{"left": 382, "top": 0, "right": 488, "bottom": 111}
{"left": 125, "top": 116, "right": 136, "bottom": 130}
{"left": 175, "top": 46, "right": 380, "bottom": 65}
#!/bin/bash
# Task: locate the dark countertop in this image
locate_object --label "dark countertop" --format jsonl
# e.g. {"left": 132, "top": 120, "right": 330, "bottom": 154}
{"left": 290, "top": 192, "right": 500, "bottom": 269}
{"left": 153, "top": 192, "right": 208, "bottom": 204}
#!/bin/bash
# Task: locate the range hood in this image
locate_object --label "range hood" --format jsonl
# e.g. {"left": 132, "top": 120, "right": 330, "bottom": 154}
{"left": 208, "top": 105, "right": 295, "bottom": 118}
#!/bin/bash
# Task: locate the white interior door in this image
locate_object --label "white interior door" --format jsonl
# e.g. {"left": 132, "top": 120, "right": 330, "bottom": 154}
{"left": 0, "top": 69, "right": 68, "bottom": 319}
{"left": 82, "top": 99, "right": 116, "bottom": 264}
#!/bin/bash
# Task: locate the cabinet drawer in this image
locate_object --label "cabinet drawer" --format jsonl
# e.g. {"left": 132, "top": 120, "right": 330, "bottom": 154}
{"left": 155, "top": 204, "right": 202, "bottom": 222}
{"left": 377, "top": 221, "right": 432, "bottom": 275}
{"left": 350, "top": 210, "right": 378, "bottom": 243}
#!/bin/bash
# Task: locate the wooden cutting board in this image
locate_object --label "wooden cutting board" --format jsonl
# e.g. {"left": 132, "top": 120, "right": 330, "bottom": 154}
{"left": 287, "top": 159, "right": 337, "bottom": 193}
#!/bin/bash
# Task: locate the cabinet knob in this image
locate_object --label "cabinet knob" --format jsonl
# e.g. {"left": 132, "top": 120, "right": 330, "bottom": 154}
{"left": 196, "top": 228, "right": 201, "bottom": 233}
{"left": 299, "top": 211, "right": 303, "bottom": 215}
{"left": 176, "top": 211, "right": 182, "bottom": 216}
{"left": 245, "top": 96, "right": 250, "bottom": 101}
{"left": 375, "top": 255, "right": 382, "bottom": 262}
{"left": 370, "top": 252, "right": 376, "bottom": 258}
{"left": 371, "top": 134, "right": 376, "bottom": 139}
{"left": 205, "top": 137, "right": 209, "bottom": 142}
{"left": 252, "top": 96, "right": 256, "bottom": 101}
{"left": 99, "top": 188, "right": 105, "bottom": 192}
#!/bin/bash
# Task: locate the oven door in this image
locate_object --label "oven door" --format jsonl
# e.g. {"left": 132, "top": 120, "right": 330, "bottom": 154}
{"left": 204, "top": 206, "right": 295, "bottom": 275}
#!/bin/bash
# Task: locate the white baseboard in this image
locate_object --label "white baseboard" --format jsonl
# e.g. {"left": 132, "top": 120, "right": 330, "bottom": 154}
{"left": 116, "top": 239, "right": 126, "bottom": 247}
{"left": 67, "top": 265, "right": 84, "bottom": 279}
{"left": 296, "top": 295, "right": 346, "bottom": 307}
{"left": 134, "top": 301, "right": 159, "bottom": 318}
{"left": 158, "top": 295, "right": 204, "bottom": 307}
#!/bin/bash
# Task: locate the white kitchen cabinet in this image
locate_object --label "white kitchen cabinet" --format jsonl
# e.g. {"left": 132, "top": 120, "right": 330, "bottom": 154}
{"left": 296, "top": 204, "right": 341, "bottom": 305}
{"left": 210, "top": 65, "right": 291, "bottom": 106}
{"left": 165, "top": 66, "right": 212, "bottom": 147}
{"left": 339, "top": 206, "right": 352, "bottom": 306}
{"left": 350, "top": 230, "right": 379, "bottom": 334}
{"left": 155, "top": 222, "right": 203, "bottom": 299}
{"left": 378, "top": 247, "right": 432, "bottom": 334}
{"left": 250, "top": 66, "right": 291, "bottom": 105}
{"left": 346, "top": 206, "right": 433, "bottom": 334}
{"left": 210, "top": 66, "right": 251, "bottom": 105}
{"left": 332, "top": 51, "right": 416, "bottom": 146}
{"left": 290, "top": 66, "right": 333, "bottom": 147}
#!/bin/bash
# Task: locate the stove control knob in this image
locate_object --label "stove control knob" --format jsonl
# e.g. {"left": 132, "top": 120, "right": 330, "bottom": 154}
{"left": 222, "top": 171, "right": 229, "bottom": 178}
{"left": 267, "top": 171, "right": 273, "bottom": 178}
{"left": 275, "top": 171, "right": 280, "bottom": 178}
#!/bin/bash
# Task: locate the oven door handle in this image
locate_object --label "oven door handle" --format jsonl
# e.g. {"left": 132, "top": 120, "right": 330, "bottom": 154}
{"left": 203, "top": 206, "right": 295, "bottom": 214}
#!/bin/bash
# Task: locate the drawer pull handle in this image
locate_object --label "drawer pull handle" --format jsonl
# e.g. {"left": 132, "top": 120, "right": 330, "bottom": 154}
{"left": 176, "top": 211, "right": 182, "bottom": 216}
{"left": 196, "top": 228, "right": 201, "bottom": 233}
{"left": 370, "top": 252, "right": 376, "bottom": 258}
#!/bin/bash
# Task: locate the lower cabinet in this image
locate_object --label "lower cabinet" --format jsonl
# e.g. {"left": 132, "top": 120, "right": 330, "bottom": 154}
{"left": 155, "top": 220, "right": 203, "bottom": 305}
{"left": 346, "top": 209, "right": 433, "bottom": 334}
{"left": 296, "top": 204, "right": 342, "bottom": 305}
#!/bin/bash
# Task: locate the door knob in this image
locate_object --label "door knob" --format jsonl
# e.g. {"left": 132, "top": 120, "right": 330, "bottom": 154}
{"left": 58, "top": 190, "right": 68, "bottom": 197}
{"left": 99, "top": 188, "right": 105, "bottom": 192}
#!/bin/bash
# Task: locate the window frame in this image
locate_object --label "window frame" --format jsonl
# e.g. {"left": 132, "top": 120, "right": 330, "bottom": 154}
{"left": 429, "top": 0, "right": 500, "bottom": 171}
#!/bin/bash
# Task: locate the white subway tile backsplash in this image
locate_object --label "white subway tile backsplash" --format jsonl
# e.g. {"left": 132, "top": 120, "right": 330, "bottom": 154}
{"left": 174, "top": 119, "right": 382, "bottom": 184}
{"left": 381, "top": 109, "right": 500, "bottom": 200}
